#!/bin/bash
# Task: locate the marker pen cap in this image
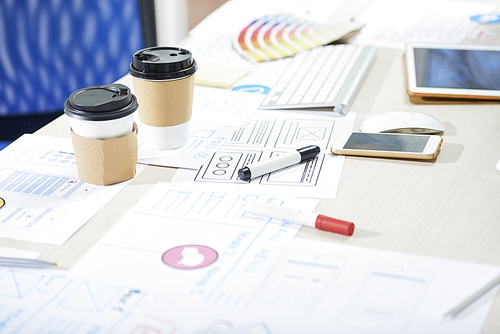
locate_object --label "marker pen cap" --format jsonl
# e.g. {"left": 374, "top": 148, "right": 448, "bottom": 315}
{"left": 64, "top": 84, "right": 138, "bottom": 140}
{"left": 298, "top": 145, "right": 321, "bottom": 161}
{"left": 315, "top": 214, "right": 354, "bottom": 236}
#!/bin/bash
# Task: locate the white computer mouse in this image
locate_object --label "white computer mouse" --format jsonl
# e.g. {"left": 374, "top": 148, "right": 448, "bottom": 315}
{"left": 360, "top": 111, "right": 445, "bottom": 135}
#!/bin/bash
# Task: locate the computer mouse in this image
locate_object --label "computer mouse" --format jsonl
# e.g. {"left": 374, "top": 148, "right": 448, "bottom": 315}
{"left": 360, "top": 111, "right": 445, "bottom": 135}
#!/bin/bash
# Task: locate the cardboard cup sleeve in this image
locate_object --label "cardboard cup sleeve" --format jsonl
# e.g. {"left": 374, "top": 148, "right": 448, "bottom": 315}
{"left": 71, "top": 123, "right": 138, "bottom": 186}
{"left": 132, "top": 74, "right": 195, "bottom": 127}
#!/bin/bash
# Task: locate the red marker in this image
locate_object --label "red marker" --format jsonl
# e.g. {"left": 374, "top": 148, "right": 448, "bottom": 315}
{"left": 244, "top": 201, "right": 354, "bottom": 236}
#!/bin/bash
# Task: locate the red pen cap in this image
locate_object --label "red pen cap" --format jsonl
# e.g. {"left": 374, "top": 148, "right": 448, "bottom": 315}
{"left": 315, "top": 214, "right": 354, "bottom": 236}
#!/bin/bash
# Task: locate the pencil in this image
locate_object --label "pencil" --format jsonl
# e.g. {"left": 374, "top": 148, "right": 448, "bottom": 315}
{"left": 443, "top": 273, "right": 500, "bottom": 320}
{"left": 0, "top": 257, "right": 57, "bottom": 268}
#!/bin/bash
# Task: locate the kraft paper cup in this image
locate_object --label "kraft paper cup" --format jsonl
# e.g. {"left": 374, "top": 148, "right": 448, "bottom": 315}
{"left": 64, "top": 84, "right": 139, "bottom": 185}
{"left": 129, "top": 47, "right": 197, "bottom": 150}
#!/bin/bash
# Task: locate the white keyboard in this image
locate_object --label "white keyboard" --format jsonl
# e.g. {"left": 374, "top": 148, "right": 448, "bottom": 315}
{"left": 260, "top": 44, "right": 377, "bottom": 114}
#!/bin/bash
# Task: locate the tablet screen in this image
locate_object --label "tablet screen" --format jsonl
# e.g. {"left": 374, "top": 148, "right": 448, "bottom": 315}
{"left": 414, "top": 48, "right": 500, "bottom": 90}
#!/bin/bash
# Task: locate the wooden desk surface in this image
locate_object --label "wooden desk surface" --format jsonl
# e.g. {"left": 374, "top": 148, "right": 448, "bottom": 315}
{"left": 1, "top": 0, "right": 499, "bottom": 331}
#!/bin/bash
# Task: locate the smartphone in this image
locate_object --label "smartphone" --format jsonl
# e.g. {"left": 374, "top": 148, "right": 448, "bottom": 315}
{"left": 330, "top": 132, "right": 442, "bottom": 159}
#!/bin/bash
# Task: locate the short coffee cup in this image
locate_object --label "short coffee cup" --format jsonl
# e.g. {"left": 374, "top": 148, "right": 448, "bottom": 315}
{"left": 64, "top": 84, "right": 139, "bottom": 186}
{"left": 129, "top": 47, "right": 197, "bottom": 149}
{"left": 64, "top": 84, "right": 138, "bottom": 139}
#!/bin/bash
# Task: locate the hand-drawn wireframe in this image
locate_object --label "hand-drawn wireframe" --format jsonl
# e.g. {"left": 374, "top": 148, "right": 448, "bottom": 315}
{"left": 194, "top": 149, "right": 324, "bottom": 186}
{"left": 190, "top": 114, "right": 335, "bottom": 186}
{"left": 225, "top": 117, "right": 335, "bottom": 150}
{"left": 0, "top": 200, "right": 66, "bottom": 230}
{"left": 0, "top": 169, "right": 95, "bottom": 201}
{"left": 339, "top": 264, "right": 433, "bottom": 333}
{"left": 253, "top": 252, "right": 345, "bottom": 312}
{"left": 58, "top": 281, "right": 123, "bottom": 314}
{"left": 227, "top": 118, "right": 276, "bottom": 147}
{"left": 17, "top": 145, "right": 77, "bottom": 168}
{"left": 138, "top": 189, "right": 274, "bottom": 227}
{"left": 0, "top": 269, "right": 45, "bottom": 298}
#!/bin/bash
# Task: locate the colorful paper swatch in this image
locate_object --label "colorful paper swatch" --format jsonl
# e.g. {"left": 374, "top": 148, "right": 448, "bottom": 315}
{"left": 233, "top": 14, "right": 361, "bottom": 63}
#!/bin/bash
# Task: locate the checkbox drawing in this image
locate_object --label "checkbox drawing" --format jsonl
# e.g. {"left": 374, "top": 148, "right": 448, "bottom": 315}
{"left": 297, "top": 127, "right": 326, "bottom": 140}
{"left": 0, "top": 270, "right": 44, "bottom": 298}
{"left": 58, "top": 281, "right": 122, "bottom": 313}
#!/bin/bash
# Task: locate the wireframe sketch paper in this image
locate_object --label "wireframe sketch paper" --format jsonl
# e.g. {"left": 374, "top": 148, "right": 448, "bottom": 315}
{"left": 351, "top": 0, "right": 495, "bottom": 50}
{"left": 189, "top": 0, "right": 345, "bottom": 37}
{"left": 172, "top": 110, "right": 356, "bottom": 199}
{"left": 0, "top": 134, "right": 146, "bottom": 245}
{"left": 69, "top": 182, "right": 316, "bottom": 301}
{"left": 1, "top": 200, "right": 499, "bottom": 333}
{"left": 134, "top": 238, "right": 500, "bottom": 334}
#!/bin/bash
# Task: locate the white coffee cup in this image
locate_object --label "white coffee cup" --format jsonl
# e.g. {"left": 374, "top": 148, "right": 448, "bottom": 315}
{"left": 64, "top": 84, "right": 138, "bottom": 140}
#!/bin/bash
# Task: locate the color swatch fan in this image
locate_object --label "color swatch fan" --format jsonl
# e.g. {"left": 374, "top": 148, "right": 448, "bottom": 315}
{"left": 234, "top": 14, "right": 362, "bottom": 62}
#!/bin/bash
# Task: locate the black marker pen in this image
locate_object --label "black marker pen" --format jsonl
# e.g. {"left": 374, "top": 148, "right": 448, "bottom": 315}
{"left": 238, "top": 145, "right": 321, "bottom": 181}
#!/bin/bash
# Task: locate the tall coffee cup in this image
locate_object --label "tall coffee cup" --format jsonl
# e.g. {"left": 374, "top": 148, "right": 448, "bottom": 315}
{"left": 129, "top": 47, "right": 197, "bottom": 150}
{"left": 64, "top": 84, "right": 139, "bottom": 186}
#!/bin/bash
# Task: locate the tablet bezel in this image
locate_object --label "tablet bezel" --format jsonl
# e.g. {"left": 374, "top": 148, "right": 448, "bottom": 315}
{"left": 405, "top": 43, "right": 500, "bottom": 100}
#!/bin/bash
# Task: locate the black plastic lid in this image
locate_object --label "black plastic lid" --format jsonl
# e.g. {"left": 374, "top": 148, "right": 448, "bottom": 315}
{"left": 129, "top": 47, "right": 197, "bottom": 80}
{"left": 64, "top": 84, "right": 138, "bottom": 121}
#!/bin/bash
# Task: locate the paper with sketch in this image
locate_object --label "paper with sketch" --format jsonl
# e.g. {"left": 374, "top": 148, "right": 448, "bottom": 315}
{"left": 69, "top": 182, "right": 316, "bottom": 301}
{"left": 0, "top": 267, "right": 153, "bottom": 333}
{"left": 172, "top": 110, "right": 355, "bottom": 199}
{"left": 2, "top": 210, "right": 499, "bottom": 333}
{"left": 189, "top": 0, "right": 345, "bottom": 37}
{"left": 136, "top": 238, "right": 500, "bottom": 334}
{"left": 136, "top": 86, "right": 264, "bottom": 169}
{"left": 0, "top": 134, "right": 145, "bottom": 245}
{"left": 0, "top": 182, "right": 318, "bottom": 333}
{"left": 350, "top": 0, "right": 495, "bottom": 50}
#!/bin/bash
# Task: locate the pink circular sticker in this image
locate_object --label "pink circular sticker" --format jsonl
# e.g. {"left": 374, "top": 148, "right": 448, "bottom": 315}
{"left": 162, "top": 245, "right": 218, "bottom": 269}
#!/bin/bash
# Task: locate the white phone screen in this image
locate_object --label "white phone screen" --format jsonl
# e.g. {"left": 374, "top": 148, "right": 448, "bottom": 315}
{"left": 343, "top": 133, "right": 429, "bottom": 153}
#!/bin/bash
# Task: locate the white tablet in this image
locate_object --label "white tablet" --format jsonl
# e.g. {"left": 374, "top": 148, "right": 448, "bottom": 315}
{"left": 405, "top": 44, "right": 500, "bottom": 100}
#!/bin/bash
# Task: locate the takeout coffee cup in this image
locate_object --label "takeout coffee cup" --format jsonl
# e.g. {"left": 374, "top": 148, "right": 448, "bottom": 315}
{"left": 64, "top": 84, "right": 139, "bottom": 186}
{"left": 64, "top": 84, "right": 138, "bottom": 139}
{"left": 129, "top": 46, "right": 197, "bottom": 149}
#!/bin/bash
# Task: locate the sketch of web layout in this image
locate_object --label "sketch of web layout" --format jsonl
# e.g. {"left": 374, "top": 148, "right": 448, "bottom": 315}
{"left": 172, "top": 110, "right": 356, "bottom": 199}
{"left": 69, "top": 182, "right": 318, "bottom": 310}
{"left": 0, "top": 134, "right": 146, "bottom": 245}
{"left": 0, "top": 268, "right": 180, "bottom": 334}
{"left": 135, "top": 238, "right": 500, "bottom": 333}
{"left": 232, "top": 238, "right": 500, "bottom": 334}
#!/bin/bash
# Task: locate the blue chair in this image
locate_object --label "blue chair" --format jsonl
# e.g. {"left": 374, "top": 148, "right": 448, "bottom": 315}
{"left": 0, "top": 0, "right": 156, "bottom": 149}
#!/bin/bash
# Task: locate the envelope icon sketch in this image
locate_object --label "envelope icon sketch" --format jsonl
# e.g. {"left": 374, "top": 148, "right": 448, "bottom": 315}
{"left": 58, "top": 281, "right": 122, "bottom": 313}
{"left": 0, "top": 270, "right": 44, "bottom": 298}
